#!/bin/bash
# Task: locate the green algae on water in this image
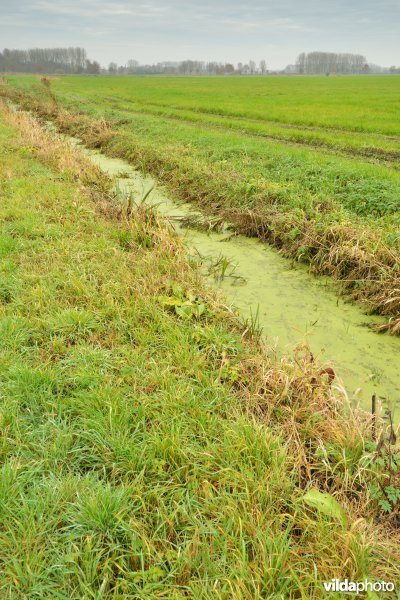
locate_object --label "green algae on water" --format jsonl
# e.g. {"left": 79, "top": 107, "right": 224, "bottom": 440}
{"left": 84, "top": 147, "right": 400, "bottom": 420}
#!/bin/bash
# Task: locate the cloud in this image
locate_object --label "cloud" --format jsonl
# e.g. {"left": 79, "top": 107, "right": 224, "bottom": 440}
{"left": 0, "top": 0, "right": 399, "bottom": 68}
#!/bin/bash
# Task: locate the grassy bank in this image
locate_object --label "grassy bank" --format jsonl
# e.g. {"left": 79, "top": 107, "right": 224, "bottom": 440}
{"left": 0, "top": 102, "right": 399, "bottom": 597}
{"left": 1, "top": 75, "right": 399, "bottom": 335}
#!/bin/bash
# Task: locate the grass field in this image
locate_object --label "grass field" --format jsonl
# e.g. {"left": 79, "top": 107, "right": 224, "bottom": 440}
{"left": 1, "top": 74, "right": 399, "bottom": 334}
{"left": 0, "top": 100, "right": 399, "bottom": 596}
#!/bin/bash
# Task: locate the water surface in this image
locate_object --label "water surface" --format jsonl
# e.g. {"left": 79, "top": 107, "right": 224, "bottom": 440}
{"left": 86, "top": 148, "right": 399, "bottom": 418}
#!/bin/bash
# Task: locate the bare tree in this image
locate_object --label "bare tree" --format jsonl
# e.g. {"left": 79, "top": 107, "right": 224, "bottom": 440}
{"left": 296, "top": 51, "right": 367, "bottom": 74}
{"left": 259, "top": 59, "right": 267, "bottom": 74}
{"left": 0, "top": 47, "right": 88, "bottom": 74}
{"left": 126, "top": 59, "right": 139, "bottom": 74}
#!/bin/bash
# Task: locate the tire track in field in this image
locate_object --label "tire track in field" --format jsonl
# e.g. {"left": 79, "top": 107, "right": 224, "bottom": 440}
{"left": 112, "top": 96, "right": 400, "bottom": 141}
{"left": 105, "top": 100, "right": 400, "bottom": 168}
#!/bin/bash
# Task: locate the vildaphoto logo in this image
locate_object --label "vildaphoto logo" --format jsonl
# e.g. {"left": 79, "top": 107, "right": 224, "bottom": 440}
{"left": 323, "top": 579, "right": 395, "bottom": 594}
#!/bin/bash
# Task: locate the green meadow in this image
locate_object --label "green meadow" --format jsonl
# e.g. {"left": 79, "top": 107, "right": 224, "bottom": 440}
{"left": 45, "top": 74, "right": 400, "bottom": 134}
{"left": 2, "top": 74, "right": 399, "bottom": 332}
{"left": 47, "top": 75, "right": 400, "bottom": 215}
{"left": 0, "top": 99, "right": 398, "bottom": 598}
{"left": 0, "top": 75, "right": 399, "bottom": 596}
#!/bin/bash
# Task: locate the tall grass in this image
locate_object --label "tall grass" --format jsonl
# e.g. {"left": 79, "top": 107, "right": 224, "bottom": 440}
{"left": 0, "top": 101, "right": 398, "bottom": 597}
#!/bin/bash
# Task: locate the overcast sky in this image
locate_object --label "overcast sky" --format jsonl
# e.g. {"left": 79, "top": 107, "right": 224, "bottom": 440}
{"left": 0, "top": 0, "right": 398, "bottom": 68}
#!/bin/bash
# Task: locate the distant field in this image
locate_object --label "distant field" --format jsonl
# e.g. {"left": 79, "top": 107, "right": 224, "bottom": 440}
{"left": 2, "top": 75, "right": 400, "bottom": 330}
{"left": 55, "top": 75, "right": 400, "bottom": 158}
{"left": 58, "top": 75, "right": 400, "bottom": 133}
{"left": 45, "top": 75, "right": 400, "bottom": 220}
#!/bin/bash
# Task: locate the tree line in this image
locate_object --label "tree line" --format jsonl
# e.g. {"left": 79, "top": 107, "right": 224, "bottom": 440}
{"left": 295, "top": 52, "right": 368, "bottom": 74}
{"left": 0, "top": 48, "right": 100, "bottom": 74}
{"left": 0, "top": 49, "right": 268, "bottom": 76}
{"left": 109, "top": 59, "right": 268, "bottom": 75}
{"left": 1, "top": 47, "right": 398, "bottom": 76}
